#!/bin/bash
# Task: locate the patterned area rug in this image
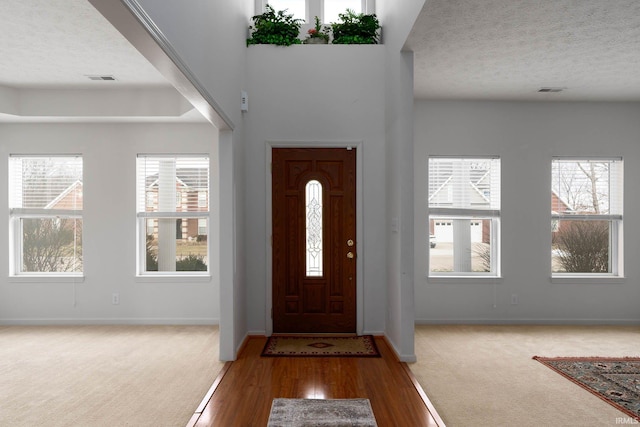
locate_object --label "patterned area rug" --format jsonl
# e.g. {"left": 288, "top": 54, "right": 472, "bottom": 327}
{"left": 267, "top": 398, "right": 378, "bottom": 427}
{"left": 261, "top": 335, "right": 381, "bottom": 357}
{"left": 533, "top": 356, "right": 640, "bottom": 420}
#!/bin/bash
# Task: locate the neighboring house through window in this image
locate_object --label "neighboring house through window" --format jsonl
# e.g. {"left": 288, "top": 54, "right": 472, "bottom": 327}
{"left": 428, "top": 157, "right": 501, "bottom": 277}
{"left": 9, "top": 155, "right": 83, "bottom": 276}
{"left": 137, "top": 155, "right": 210, "bottom": 275}
{"left": 551, "top": 158, "right": 623, "bottom": 276}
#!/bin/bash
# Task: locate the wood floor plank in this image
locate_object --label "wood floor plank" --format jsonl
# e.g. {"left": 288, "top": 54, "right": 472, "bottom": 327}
{"left": 191, "top": 336, "right": 444, "bottom": 427}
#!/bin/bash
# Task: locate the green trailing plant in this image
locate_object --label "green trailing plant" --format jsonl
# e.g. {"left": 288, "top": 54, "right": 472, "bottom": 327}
{"left": 330, "top": 9, "right": 380, "bottom": 44}
{"left": 247, "top": 5, "right": 303, "bottom": 46}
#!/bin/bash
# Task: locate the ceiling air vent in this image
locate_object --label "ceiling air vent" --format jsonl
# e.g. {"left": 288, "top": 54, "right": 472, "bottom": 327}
{"left": 86, "top": 75, "right": 116, "bottom": 81}
{"left": 538, "top": 87, "right": 564, "bottom": 93}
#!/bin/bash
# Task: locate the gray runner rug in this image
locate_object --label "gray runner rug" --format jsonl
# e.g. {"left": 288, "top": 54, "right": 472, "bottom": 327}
{"left": 267, "top": 398, "right": 378, "bottom": 427}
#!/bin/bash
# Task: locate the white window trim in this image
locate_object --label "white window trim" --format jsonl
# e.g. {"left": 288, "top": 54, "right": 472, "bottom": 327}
{"left": 551, "top": 157, "right": 623, "bottom": 278}
{"left": 136, "top": 155, "right": 211, "bottom": 278}
{"left": 428, "top": 156, "right": 501, "bottom": 278}
{"left": 428, "top": 215, "right": 501, "bottom": 278}
{"left": 9, "top": 155, "right": 84, "bottom": 278}
{"left": 256, "top": 0, "right": 375, "bottom": 23}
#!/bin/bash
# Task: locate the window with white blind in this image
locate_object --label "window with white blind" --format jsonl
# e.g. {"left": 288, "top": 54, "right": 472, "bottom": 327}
{"left": 9, "top": 155, "right": 83, "bottom": 275}
{"left": 136, "top": 155, "right": 209, "bottom": 275}
{"left": 428, "top": 157, "right": 501, "bottom": 277}
{"left": 262, "top": 0, "right": 368, "bottom": 22}
{"left": 551, "top": 158, "right": 623, "bottom": 276}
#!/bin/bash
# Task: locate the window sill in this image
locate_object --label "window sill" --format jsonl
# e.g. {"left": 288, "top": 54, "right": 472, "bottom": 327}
{"left": 427, "top": 275, "right": 503, "bottom": 284}
{"left": 135, "top": 275, "right": 212, "bottom": 283}
{"left": 8, "top": 275, "right": 85, "bottom": 283}
{"left": 551, "top": 275, "right": 625, "bottom": 284}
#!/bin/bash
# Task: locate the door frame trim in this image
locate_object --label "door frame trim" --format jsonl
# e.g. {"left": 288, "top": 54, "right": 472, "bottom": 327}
{"left": 265, "top": 141, "right": 364, "bottom": 336}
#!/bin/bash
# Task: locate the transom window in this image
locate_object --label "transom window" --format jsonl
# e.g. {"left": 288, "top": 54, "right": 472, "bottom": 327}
{"left": 551, "top": 158, "right": 623, "bottom": 276}
{"left": 428, "top": 157, "right": 501, "bottom": 277}
{"left": 136, "top": 155, "right": 210, "bottom": 275}
{"left": 9, "top": 155, "right": 83, "bottom": 276}
{"left": 263, "top": 0, "right": 368, "bottom": 23}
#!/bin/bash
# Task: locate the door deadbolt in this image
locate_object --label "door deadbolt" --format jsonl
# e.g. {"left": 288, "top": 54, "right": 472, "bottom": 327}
{"left": 347, "top": 239, "right": 354, "bottom": 247}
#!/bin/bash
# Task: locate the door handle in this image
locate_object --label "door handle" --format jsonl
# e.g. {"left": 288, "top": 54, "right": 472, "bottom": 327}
{"left": 347, "top": 251, "right": 354, "bottom": 259}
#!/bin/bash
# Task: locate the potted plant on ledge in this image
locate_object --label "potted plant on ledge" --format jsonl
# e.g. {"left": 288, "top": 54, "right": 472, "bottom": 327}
{"left": 330, "top": 9, "right": 380, "bottom": 44}
{"left": 304, "top": 16, "right": 330, "bottom": 44}
{"left": 247, "top": 5, "right": 302, "bottom": 46}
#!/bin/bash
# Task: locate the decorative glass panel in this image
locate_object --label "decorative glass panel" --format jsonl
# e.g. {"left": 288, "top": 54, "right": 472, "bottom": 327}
{"left": 306, "top": 180, "right": 323, "bottom": 277}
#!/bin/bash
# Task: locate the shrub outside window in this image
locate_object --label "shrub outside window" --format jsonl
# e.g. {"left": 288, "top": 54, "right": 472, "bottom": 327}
{"left": 551, "top": 158, "right": 623, "bottom": 277}
{"left": 137, "top": 155, "right": 209, "bottom": 275}
{"left": 9, "top": 155, "right": 83, "bottom": 276}
{"left": 428, "top": 157, "right": 501, "bottom": 277}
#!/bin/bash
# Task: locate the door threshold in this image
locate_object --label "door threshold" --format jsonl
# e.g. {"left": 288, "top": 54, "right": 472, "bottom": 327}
{"left": 271, "top": 332, "right": 358, "bottom": 337}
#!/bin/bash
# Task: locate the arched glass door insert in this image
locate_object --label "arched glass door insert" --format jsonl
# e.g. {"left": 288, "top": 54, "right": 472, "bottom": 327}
{"left": 305, "top": 179, "right": 323, "bottom": 277}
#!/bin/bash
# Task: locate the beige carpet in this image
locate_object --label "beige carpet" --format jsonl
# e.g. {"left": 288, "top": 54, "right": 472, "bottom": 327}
{"left": 410, "top": 325, "right": 640, "bottom": 427}
{"left": 0, "top": 325, "right": 224, "bottom": 427}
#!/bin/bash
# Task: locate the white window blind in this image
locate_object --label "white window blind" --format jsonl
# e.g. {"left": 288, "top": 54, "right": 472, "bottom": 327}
{"left": 9, "top": 156, "right": 83, "bottom": 215}
{"left": 428, "top": 157, "right": 501, "bottom": 216}
{"left": 552, "top": 158, "right": 623, "bottom": 220}
{"left": 137, "top": 156, "right": 209, "bottom": 215}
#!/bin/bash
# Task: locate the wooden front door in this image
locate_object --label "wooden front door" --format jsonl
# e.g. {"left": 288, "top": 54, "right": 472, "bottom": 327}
{"left": 272, "top": 147, "right": 356, "bottom": 333}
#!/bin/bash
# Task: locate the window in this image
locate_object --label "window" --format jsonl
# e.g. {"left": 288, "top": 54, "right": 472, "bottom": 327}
{"left": 551, "top": 158, "right": 623, "bottom": 276}
{"left": 266, "top": 0, "right": 306, "bottom": 20}
{"left": 198, "top": 191, "right": 207, "bottom": 208}
{"left": 305, "top": 179, "right": 323, "bottom": 277}
{"left": 263, "top": 0, "right": 367, "bottom": 23}
{"left": 9, "top": 155, "right": 83, "bottom": 275}
{"left": 137, "top": 155, "right": 209, "bottom": 275}
{"left": 324, "top": 0, "right": 362, "bottom": 23}
{"left": 428, "top": 157, "right": 501, "bottom": 277}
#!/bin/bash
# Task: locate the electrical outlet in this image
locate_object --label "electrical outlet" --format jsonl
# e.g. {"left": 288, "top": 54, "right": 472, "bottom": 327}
{"left": 112, "top": 293, "right": 120, "bottom": 305}
{"left": 511, "top": 294, "right": 518, "bottom": 305}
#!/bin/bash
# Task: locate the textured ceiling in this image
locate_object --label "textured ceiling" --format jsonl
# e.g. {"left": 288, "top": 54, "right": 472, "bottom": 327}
{"left": 406, "top": 0, "right": 640, "bottom": 101}
{"left": 0, "top": 0, "right": 168, "bottom": 88}
{"left": 3, "top": 1, "right": 640, "bottom": 103}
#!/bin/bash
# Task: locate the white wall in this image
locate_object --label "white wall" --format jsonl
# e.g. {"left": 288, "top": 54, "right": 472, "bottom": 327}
{"left": 377, "top": 0, "right": 426, "bottom": 361}
{"left": 134, "top": 0, "right": 251, "bottom": 359}
{"left": 0, "top": 123, "right": 219, "bottom": 324}
{"left": 244, "top": 45, "right": 387, "bottom": 335}
{"left": 135, "top": 0, "right": 252, "bottom": 128}
{"left": 415, "top": 100, "right": 640, "bottom": 324}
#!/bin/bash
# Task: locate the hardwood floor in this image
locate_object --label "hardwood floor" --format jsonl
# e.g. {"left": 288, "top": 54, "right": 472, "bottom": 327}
{"left": 188, "top": 336, "right": 444, "bottom": 427}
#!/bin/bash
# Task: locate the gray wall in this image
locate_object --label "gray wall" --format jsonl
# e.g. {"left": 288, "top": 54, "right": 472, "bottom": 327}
{"left": 377, "top": 0, "right": 427, "bottom": 361}
{"left": 135, "top": 0, "right": 251, "bottom": 359}
{"left": 244, "top": 45, "right": 387, "bottom": 335}
{"left": 414, "top": 100, "right": 640, "bottom": 324}
{"left": 0, "top": 123, "right": 219, "bottom": 324}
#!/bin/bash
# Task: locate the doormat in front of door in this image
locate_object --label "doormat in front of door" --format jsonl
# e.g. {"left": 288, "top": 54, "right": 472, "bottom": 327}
{"left": 261, "top": 335, "right": 381, "bottom": 357}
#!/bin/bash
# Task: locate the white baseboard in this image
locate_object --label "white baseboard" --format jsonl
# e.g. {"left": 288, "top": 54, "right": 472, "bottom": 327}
{"left": 0, "top": 318, "right": 219, "bottom": 326}
{"left": 415, "top": 318, "right": 640, "bottom": 325}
